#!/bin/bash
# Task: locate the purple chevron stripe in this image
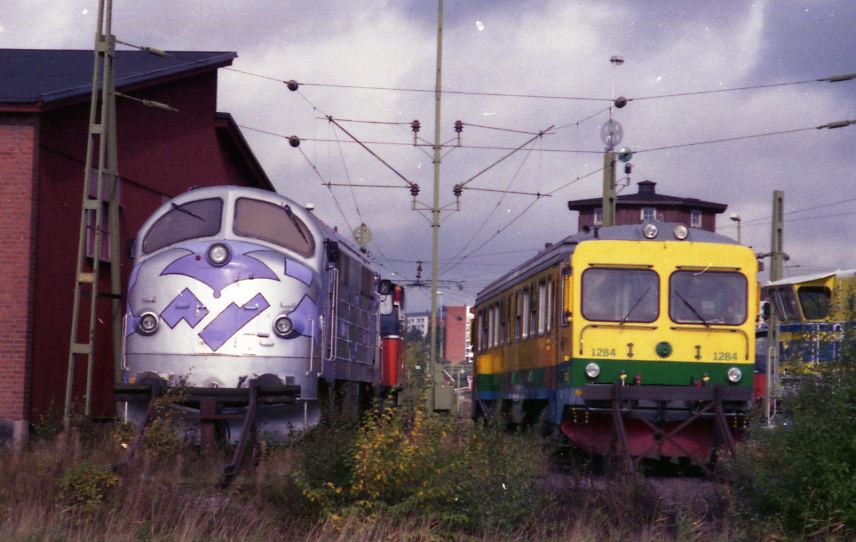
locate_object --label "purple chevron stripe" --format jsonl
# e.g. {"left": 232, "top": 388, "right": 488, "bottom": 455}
{"left": 161, "top": 288, "right": 209, "bottom": 329}
{"left": 287, "top": 294, "right": 318, "bottom": 337}
{"left": 285, "top": 258, "right": 313, "bottom": 286}
{"left": 125, "top": 314, "right": 140, "bottom": 337}
{"left": 161, "top": 246, "right": 278, "bottom": 298}
{"left": 199, "top": 293, "right": 270, "bottom": 351}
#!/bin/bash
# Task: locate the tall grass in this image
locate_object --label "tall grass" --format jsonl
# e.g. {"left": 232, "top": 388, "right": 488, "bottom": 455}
{"left": 0, "top": 402, "right": 754, "bottom": 542}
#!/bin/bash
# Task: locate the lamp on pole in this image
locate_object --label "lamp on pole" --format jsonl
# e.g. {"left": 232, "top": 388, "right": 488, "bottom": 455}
{"left": 730, "top": 213, "right": 742, "bottom": 243}
{"left": 601, "top": 55, "right": 625, "bottom": 227}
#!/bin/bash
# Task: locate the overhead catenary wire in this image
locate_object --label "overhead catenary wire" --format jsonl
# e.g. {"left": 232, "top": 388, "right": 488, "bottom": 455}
{"left": 444, "top": 145, "right": 538, "bottom": 267}
{"left": 722, "top": 195, "right": 856, "bottom": 229}
{"left": 222, "top": 65, "right": 856, "bottom": 104}
{"left": 375, "top": 248, "right": 539, "bottom": 264}
{"left": 634, "top": 120, "right": 856, "bottom": 154}
{"left": 324, "top": 115, "right": 417, "bottom": 189}
{"left": 442, "top": 197, "right": 542, "bottom": 277}
{"left": 629, "top": 73, "right": 856, "bottom": 102}
{"left": 440, "top": 165, "right": 604, "bottom": 275}
{"left": 295, "top": 146, "right": 356, "bottom": 235}
{"left": 457, "top": 125, "right": 555, "bottom": 190}
{"left": 733, "top": 208, "right": 856, "bottom": 229}
{"left": 224, "top": 62, "right": 856, "bottom": 297}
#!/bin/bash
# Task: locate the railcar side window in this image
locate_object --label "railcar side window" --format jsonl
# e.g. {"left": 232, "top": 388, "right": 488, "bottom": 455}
{"left": 529, "top": 284, "right": 538, "bottom": 337}
{"left": 499, "top": 300, "right": 507, "bottom": 344}
{"left": 797, "top": 286, "right": 831, "bottom": 320}
{"left": 480, "top": 310, "right": 489, "bottom": 351}
{"left": 492, "top": 305, "right": 500, "bottom": 347}
{"left": 669, "top": 271, "right": 747, "bottom": 325}
{"left": 522, "top": 288, "right": 531, "bottom": 339}
{"left": 233, "top": 198, "right": 315, "bottom": 258}
{"left": 537, "top": 281, "right": 547, "bottom": 335}
{"left": 546, "top": 279, "right": 554, "bottom": 333}
{"left": 582, "top": 268, "right": 659, "bottom": 323}
{"left": 142, "top": 198, "right": 223, "bottom": 254}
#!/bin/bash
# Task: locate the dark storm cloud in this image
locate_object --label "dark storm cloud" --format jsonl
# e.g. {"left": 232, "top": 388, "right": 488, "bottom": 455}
{"left": 756, "top": 2, "right": 856, "bottom": 79}
{"left": 3, "top": 0, "right": 856, "bottom": 309}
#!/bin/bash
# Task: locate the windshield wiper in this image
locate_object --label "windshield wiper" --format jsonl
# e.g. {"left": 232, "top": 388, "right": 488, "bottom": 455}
{"left": 284, "top": 204, "right": 310, "bottom": 245}
{"left": 674, "top": 291, "right": 710, "bottom": 327}
{"left": 171, "top": 202, "right": 204, "bottom": 221}
{"left": 620, "top": 284, "right": 652, "bottom": 324}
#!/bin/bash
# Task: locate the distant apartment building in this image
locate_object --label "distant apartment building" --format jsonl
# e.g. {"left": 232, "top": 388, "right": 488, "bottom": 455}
{"left": 405, "top": 311, "right": 431, "bottom": 337}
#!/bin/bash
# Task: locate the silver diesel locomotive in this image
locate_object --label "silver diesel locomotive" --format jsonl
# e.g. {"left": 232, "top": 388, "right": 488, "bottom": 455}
{"left": 121, "top": 186, "right": 386, "bottom": 440}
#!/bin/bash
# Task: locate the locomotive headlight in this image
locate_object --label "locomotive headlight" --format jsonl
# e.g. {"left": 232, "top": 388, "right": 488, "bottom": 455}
{"left": 207, "top": 243, "right": 230, "bottom": 266}
{"left": 273, "top": 315, "right": 294, "bottom": 338}
{"left": 585, "top": 362, "right": 601, "bottom": 379}
{"left": 727, "top": 367, "right": 743, "bottom": 383}
{"left": 673, "top": 224, "right": 689, "bottom": 240}
{"left": 137, "top": 312, "right": 159, "bottom": 335}
{"left": 642, "top": 223, "right": 659, "bottom": 239}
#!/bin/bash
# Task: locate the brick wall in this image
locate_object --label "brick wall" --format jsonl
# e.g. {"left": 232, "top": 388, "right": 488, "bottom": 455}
{"left": 0, "top": 115, "right": 38, "bottom": 447}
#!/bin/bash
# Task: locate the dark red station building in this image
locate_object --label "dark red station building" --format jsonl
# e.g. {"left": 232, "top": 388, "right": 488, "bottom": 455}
{"left": 568, "top": 180, "right": 727, "bottom": 232}
{"left": 0, "top": 49, "right": 273, "bottom": 446}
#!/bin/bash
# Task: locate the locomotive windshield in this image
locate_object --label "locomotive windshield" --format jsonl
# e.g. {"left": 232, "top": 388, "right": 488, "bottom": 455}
{"left": 669, "top": 271, "right": 746, "bottom": 325}
{"left": 142, "top": 198, "right": 223, "bottom": 254}
{"left": 797, "top": 286, "right": 831, "bottom": 320}
{"left": 233, "top": 198, "right": 316, "bottom": 258}
{"left": 581, "top": 268, "right": 659, "bottom": 323}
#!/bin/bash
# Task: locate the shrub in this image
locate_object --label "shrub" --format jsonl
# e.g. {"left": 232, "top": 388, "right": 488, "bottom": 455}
{"left": 733, "top": 366, "right": 856, "bottom": 537}
{"left": 289, "top": 399, "right": 550, "bottom": 533}
{"left": 57, "top": 460, "right": 119, "bottom": 516}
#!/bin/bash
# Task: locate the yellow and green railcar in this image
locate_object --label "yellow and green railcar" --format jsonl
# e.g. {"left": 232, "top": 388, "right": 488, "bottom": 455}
{"left": 472, "top": 222, "right": 758, "bottom": 461}
{"left": 762, "top": 269, "right": 856, "bottom": 372}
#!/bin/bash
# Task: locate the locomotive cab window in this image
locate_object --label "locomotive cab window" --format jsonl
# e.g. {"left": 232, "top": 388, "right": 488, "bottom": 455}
{"left": 582, "top": 268, "right": 658, "bottom": 323}
{"left": 770, "top": 286, "right": 801, "bottom": 323}
{"left": 797, "top": 286, "right": 831, "bottom": 320}
{"left": 142, "top": 198, "right": 223, "bottom": 254}
{"left": 669, "top": 271, "right": 747, "bottom": 325}
{"left": 233, "top": 198, "right": 315, "bottom": 258}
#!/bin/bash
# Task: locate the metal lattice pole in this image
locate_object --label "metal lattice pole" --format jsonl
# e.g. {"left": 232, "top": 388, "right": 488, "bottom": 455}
{"left": 65, "top": 0, "right": 121, "bottom": 419}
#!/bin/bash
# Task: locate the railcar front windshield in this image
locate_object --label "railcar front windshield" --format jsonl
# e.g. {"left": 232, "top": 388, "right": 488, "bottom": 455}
{"left": 233, "top": 197, "right": 315, "bottom": 258}
{"left": 581, "top": 268, "right": 659, "bottom": 323}
{"left": 670, "top": 271, "right": 747, "bottom": 325}
{"left": 142, "top": 198, "right": 223, "bottom": 254}
{"left": 797, "top": 286, "right": 831, "bottom": 320}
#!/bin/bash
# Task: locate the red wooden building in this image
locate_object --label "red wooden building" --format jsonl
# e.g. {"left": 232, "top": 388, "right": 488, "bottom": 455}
{"left": 567, "top": 180, "right": 727, "bottom": 232}
{"left": 0, "top": 49, "right": 273, "bottom": 446}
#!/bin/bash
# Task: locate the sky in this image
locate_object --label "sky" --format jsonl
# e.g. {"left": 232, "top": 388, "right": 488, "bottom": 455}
{"left": 2, "top": 0, "right": 855, "bottom": 311}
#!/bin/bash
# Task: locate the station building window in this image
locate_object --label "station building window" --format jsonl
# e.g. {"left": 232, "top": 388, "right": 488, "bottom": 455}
{"left": 641, "top": 207, "right": 656, "bottom": 221}
{"left": 690, "top": 209, "right": 702, "bottom": 228}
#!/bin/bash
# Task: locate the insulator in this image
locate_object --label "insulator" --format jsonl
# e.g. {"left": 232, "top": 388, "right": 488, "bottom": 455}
{"left": 624, "top": 162, "right": 632, "bottom": 175}
{"left": 454, "top": 120, "right": 463, "bottom": 133}
{"left": 285, "top": 80, "right": 299, "bottom": 91}
{"left": 411, "top": 120, "right": 421, "bottom": 133}
{"left": 410, "top": 183, "right": 420, "bottom": 197}
{"left": 288, "top": 135, "right": 301, "bottom": 148}
{"left": 614, "top": 96, "right": 628, "bottom": 108}
{"left": 452, "top": 184, "right": 463, "bottom": 197}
